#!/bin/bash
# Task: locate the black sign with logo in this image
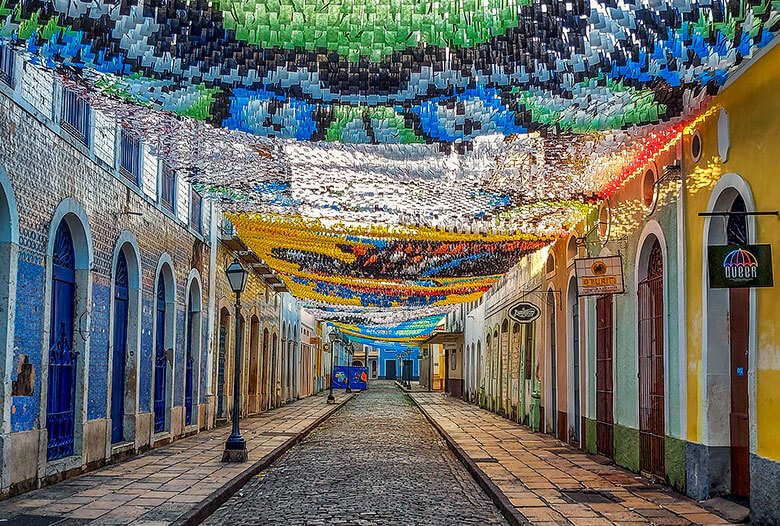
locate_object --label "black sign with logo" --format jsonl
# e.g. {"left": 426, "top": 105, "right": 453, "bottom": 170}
{"left": 508, "top": 301, "right": 542, "bottom": 324}
{"left": 708, "top": 244, "right": 773, "bottom": 288}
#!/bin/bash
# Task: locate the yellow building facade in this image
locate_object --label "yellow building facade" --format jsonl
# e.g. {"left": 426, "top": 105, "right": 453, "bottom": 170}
{"left": 683, "top": 42, "right": 780, "bottom": 521}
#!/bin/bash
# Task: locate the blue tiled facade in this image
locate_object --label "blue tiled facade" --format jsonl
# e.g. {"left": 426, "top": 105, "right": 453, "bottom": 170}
{"left": 11, "top": 256, "right": 45, "bottom": 432}
{"left": 139, "top": 297, "right": 154, "bottom": 414}
{"left": 0, "top": 49, "right": 219, "bottom": 495}
{"left": 87, "top": 283, "right": 111, "bottom": 421}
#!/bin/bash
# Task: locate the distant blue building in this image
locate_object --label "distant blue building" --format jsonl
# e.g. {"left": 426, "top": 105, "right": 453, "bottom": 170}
{"left": 377, "top": 345, "right": 419, "bottom": 380}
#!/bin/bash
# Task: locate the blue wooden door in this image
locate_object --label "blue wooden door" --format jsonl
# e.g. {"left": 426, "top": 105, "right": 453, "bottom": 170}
{"left": 217, "top": 324, "right": 226, "bottom": 417}
{"left": 111, "top": 252, "right": 129, "bottom": 443}
{"left": 185, "top": 294, "right": 194, "bottom": 425}
{"left": 47, "top": 221, "right": 77, "bottom": 460}
{"left": 154, "top": 278, "right": 167, "bottom": 433}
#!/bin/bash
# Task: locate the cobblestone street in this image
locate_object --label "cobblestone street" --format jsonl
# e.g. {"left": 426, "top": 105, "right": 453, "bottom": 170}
{"left": 205, "top": 382, "right": 507, "bottom": 526}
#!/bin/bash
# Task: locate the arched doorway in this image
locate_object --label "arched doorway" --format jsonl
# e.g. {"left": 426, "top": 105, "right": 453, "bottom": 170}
{"left": 271, "top": 332, "right": 278, "bottom": 407}
{"left": 567, "top": 276, "right": 580, "bottom": 445}
{"left": 547, "top": 289, "right": 558, "bottom": 438}
{"left": 638, "top": 238, "right": 664, "bottom": 477}
{"left": 154, "top": 277, "right": 167, "bottom": 433}
{"left": 725, "top": 196, "right": 750, "bottom": 496}
{"left": 499, "top": 320, "right": 509, "bottom": 415}
{"left": 702, "top": 179, "right": 756, "bottom": 500}
{"left": 47, "top": 221, "right": 77, "bottom": 460}
{"left": 109, "top": 235, "right": 141, "bottom": 447}
{"left": 0, "top": 167, "right": 18, "bottom": 471}
{"left": 476, "top": 340, "right": 482, "bottom": 402}
{"left": 111, "top": 252, "right": 129, "bottom": 443}
{"left": 238, "top": 314, "right": 246, "bottom": 414}
{"left": 484, "top": 333, "right": 491, "bottom": 406}
{"left": 261, "top": 328, "right": 269, "bottom": 410}
{"left": 249, "top": 316, "right": 260, "bottom": 414}
{"left": 185, "top": 281, "right": 201, "bottom": 427}
{"left": 217, "top": 307, "right": 229, "bottom": 418}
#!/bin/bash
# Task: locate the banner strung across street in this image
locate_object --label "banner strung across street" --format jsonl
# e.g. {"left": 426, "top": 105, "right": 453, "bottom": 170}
{"left": 574, "top": 255, "right": 625, "bottom": 296}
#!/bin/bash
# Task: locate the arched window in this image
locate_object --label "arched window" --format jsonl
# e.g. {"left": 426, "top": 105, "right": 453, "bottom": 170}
{"left": 566, "top": 236, "right": 578, "bottom": 263}
{"left": 727, "top": 195, "right": 747, "bottom": 244}
{"left": 111, "top": 251, "right": 129, "bottom": 444}
{"left": 546, "top": 253, "right": 555, "bottom": 274}
{"left": 154, "top": 277, "right": 167, "bottom": 433}
{"left": 47, "top": 221, "right": 77, "bottom": 460}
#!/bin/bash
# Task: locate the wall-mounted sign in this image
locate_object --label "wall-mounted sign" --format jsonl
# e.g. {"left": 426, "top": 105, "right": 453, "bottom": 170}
{"left": 574, "top": 255, "right": 625, "bottom": 296}
{"left": 708, "top": 244, "right": 773, "bottom": 288}
{"left": 508, "top": 301, "right": 542, "bottom": 324}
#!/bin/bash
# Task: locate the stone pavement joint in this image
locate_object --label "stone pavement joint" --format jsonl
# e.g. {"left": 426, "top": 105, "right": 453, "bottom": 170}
{"left": 411, "top": 392, "right": 738, "bottom": 526}
{"left": 0, "top": 392, "right": 353, "bottom": 526}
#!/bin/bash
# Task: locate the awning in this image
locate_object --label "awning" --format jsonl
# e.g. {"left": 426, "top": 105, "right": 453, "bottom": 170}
{"left": 420, "top": 332, "right": 463, "bottom": 346}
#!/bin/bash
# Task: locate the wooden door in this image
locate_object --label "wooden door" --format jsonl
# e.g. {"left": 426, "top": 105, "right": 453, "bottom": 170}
{"left": 729, "top": 288, "right": 750, "bottom": 495}
{"left": 386, "top": 359, "right": 396, "bottom": 380}
{"left": 548, "top": 291, "right": 558, "bottom": 437}
{"left": 111, "top": 252, "right": 129, "bottom": 444}
{"left": 638, "top": 241, "right": 664, "bottom": 477}
{"left": 572, "top": 301, "right": 580, "bottom": 444}
{"left": 596, "top": 294, "right": 614, "bottom": 458}
{"left": 727, "top": 195, "right": 750, "bottom": 497}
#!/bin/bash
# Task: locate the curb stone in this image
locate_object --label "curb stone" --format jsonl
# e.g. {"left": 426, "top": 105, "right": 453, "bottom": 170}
{"left": 408, "top": 392, "right": 532, "bottom": 526}
{"left": 173, "top": 393, "right": 355, "bottom": 526}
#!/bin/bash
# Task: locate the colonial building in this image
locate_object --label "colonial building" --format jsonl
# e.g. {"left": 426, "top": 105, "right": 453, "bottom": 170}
{"left": 0, "top": 47, "right": 215, "bottom": 495}
{"left": 458, "top": 38, "right": 780, "bottom": 524}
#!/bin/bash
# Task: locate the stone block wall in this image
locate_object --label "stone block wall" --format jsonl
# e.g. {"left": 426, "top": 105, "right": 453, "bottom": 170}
{"left": 0, "top": 56, "right": 215, "bottom": 496}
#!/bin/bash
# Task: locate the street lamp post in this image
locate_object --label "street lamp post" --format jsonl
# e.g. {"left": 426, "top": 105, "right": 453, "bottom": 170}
{"left": 327, "top": 330, "right": 338, "bottom": 404}
{"left": 223, "top": 259, "right": 249, "bottom": 463}
{"left": 345, "top": 342, "right": 353, "bottom": 393}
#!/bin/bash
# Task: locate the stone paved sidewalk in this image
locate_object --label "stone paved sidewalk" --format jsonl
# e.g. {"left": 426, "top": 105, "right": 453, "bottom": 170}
{"left": 411, "top": 392, "right": 735, "bottom": 526}
{"left": 0, "top": 392, "right": 352, "bottom": 526}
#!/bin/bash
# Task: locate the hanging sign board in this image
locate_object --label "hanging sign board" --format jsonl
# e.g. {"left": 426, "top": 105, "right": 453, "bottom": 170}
{"left": 708, "top": 244, "right": 773, "bottom": 288}
{"left": 508, "top": 301, "right": 542, "bottom": 324}
{"left": 574, "top": 255, "right": 625, "bottom": 296}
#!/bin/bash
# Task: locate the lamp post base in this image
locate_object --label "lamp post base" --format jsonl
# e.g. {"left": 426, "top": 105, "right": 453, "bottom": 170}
{"left": 327, "top": 393, "right": 336, "bottom": 404}
{"left": 222, "top": 437, "right": 248, "bottom": 463}
{"left": 222, "top": 447, "right": 248, "bottom": 462}
{"left": 345, "top": 387, "right": 352, "bottom": 393}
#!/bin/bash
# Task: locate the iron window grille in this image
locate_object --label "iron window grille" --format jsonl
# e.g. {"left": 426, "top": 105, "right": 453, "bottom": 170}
{"left": 61, "top": 88, "right": 91, "bottom": 146}
{"left": 190, "top": 187, "right": 203, "bottom": 233}
{"left": 160, "top": 162, "right": 176, "bottom": 212}
{"left": 119, "top": 129, "right": 141, "bottom": 184}
{"left": 0, "top": 44, "right": 13, "bottom": 87}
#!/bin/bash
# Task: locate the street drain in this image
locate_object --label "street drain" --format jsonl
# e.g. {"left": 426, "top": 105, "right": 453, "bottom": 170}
{"left": 561, "top": 490, "right": 622, "bottom": 504}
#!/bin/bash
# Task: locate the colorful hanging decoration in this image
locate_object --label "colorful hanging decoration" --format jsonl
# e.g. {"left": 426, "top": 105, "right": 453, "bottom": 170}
{"left": 0, "top": 0, "right": 776, "bottom": 143}
{"left": 333, "top": 315, "right": 445, "bottom": 343}
{"left": 0, "top": 0, "right": 771, "bottom": 330}
{"left": 229, "top": 213, "right": 554, "bottom": 314}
